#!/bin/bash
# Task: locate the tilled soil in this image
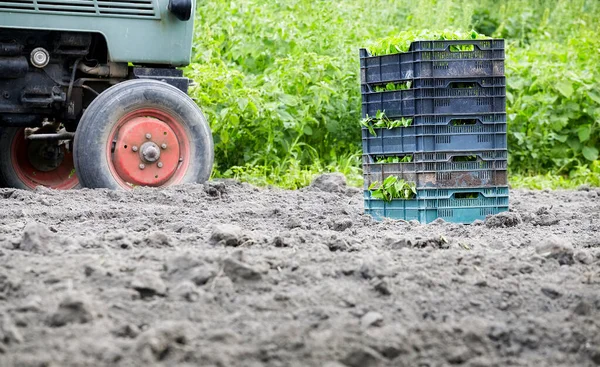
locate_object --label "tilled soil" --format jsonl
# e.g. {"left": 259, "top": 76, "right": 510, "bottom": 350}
{"left": 1, "top": 174, "right": 599, "bottom": 367}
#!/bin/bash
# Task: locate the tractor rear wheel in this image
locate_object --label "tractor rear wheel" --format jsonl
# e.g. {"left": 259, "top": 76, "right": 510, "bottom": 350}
{"left": 73, "top": 79, "right": 214, "bottom": 190}
{"left": 0, "top": 126, "right": 79, "bottom": 190}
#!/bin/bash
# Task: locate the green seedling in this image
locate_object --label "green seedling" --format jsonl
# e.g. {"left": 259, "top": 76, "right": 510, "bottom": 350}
{"left": 369, "top": 176, "right": 417, "bottom": 202}
{"left": 373, "top": 81, "right": 412, "bottom": 92}
{"left": 360, "top": 111, "right": 413, "bottom": 137}
{"left": 375, "top": 155, "right": 413, "bottom": 163}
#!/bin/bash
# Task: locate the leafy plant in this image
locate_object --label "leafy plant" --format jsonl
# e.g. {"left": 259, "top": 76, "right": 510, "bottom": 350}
{"left": 376, "top": 155, "right": 413, "bottom": 163}
{"left": 374, "top": 81, "right": 412, "bottom": 92}
{"left": 360, "top": 111, "right": 413, "bottom": 136}
{"left": 367, "top": 29, "right": 489, "bottom": 56}
{"left": 369, "top": 176, "right": 417, "bottom": 202}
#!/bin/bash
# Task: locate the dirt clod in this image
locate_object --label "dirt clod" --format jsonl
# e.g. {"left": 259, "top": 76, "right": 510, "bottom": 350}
{"left": 135, "top": 321, "right": 188, "bottom": 362}
{"left": 309, "top": 173, "right": 347, "bottom": 193}
{"left": 222, "top": 251, "right": 263, "bottom": 282}
{"left": 131, "top": 270, "right": 167, "bottom": 298}
{"left": 47, "top": 293, "right": 95, "bottom": 327}
{"left": 535, "top": 237, "right": 574, "bottom": 265}
{"left": 209, "top": 224, "right": 244, "bottom": 247}
{"left": 18, "top": 222, "right": 54, "bottom": 254}
{"left": 485, "top": 211, "right": 522, "bottom": 228}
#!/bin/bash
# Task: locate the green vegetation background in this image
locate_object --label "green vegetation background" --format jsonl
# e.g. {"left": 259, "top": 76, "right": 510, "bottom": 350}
{"left": 184, "top": 0, "right": 600, "bottom": 189}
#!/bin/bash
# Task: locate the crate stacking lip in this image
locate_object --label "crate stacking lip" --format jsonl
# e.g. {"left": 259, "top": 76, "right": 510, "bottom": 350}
{"left": 0, "top": 0, "right": 159, "bottom": 18}
{"left": 360, "top": 39, "right": 505, "bottom": 83}
{"left": 364, "top": 186, "right": 509, "bottom": 223}
{"left": 362, "top": 120, "right": 507, "bottom": 155}
{"left": 361, "top": 77, "right": 506, "bottom": 118}
{"left": 363, "top": 150, "right": 508, "bottom": 188}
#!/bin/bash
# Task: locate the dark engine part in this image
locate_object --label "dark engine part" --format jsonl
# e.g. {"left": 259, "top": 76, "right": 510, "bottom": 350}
{"left": 132, "top": 67, "right": 190, "bottom": 94}
{"left": 0, "top": 29, "right": 192, "bottom": 130}
{"left": 0, "top": 56, "right": 28, "bottom": 78}
{"left": 0, "top": 30, "right": 101, "bottom": 127}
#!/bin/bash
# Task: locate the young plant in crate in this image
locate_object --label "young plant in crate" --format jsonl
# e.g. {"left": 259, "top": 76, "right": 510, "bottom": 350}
{"left": 360, "top": 110, "right": 413, "bottom": 136}
{"left": 368, "top": 176, "right": 417, "bottom": 202}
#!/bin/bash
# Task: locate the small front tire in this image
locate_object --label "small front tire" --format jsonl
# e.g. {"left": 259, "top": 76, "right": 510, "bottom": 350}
{"left": 73, "top": 79, "right": 214, "bottom": 190}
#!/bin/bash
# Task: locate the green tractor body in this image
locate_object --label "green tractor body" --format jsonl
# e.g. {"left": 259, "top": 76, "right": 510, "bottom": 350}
{"left": 0, "top": 0, "right": 214, "bottom": 190}
{"left": 0, "top": 0, "right": 194, "bottom": 65}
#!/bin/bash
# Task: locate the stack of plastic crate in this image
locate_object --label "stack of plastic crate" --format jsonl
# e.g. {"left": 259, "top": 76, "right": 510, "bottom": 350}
{"left": 360, "top": 39, "right": 509, "bottom": 223}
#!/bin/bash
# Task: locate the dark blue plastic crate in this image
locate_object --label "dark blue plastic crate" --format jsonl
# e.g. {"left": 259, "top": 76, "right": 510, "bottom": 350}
{"left": 361, "top": 78, "right": 506, "bottom": 118}
{"left": 364, "top": 186, "right": 509, "bottom": 223}
{"left": 362, "top": 150, "right": 508, "bottom": 189}
{"left": 362, "top": 121, "right": 507, "bottom": 155}
{"left": 360, "top": 39, "right": 505, "bottom": 83}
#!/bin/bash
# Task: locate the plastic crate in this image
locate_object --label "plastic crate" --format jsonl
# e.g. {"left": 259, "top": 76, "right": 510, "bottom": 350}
{"left": 362, "top": 122, "right": 507, "bottom": 155}
{"left": 360, "top": 39, "right": 505, "bottom": 83}
{"left": 363, "top": 186, "right": 509, "bottom": 223}
{"left": 361, "top": 78, "right": 506, "bottom": 118}
{"left": 362, "top": 151, "right": 508, "bottom": 188}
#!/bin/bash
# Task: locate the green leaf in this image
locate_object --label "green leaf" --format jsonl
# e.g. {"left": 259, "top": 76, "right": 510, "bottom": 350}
{"left": 587, "top": 92, "right": 600, "bottom": 104}
{"left": 582, "top": 146, "right": 599, "bottom": 161}
{"left": 555, "top": 81, "right": 574, "bottom": 98}
{"left": 303, "top": 125, "right": 313, "bottom": 136}
{"left": 554, "top": 134, "right": 568, "bottom": 143}
{"left": 577, "top": 125, "right": 591, "bottom": 142}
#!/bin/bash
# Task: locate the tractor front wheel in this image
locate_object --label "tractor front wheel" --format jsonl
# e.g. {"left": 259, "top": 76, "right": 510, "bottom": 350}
{"left": 73, "top": 79, "right": 214, "bottom": 190}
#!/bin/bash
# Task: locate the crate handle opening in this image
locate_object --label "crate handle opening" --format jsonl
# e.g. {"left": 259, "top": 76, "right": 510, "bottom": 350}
{"left": 454, "top": 192, "right": 480, "bottom": 199}
{"left": 449, "top": 82, "right": 478, "bottom": 89}
{"left": 452, "top": 155, "right": 478, "bottom": 162}
{"left": 450, "top": 119, "right": 478, "bottom": 126}
{"left": 449, "top": 44, "right": 475, "bottom": 52}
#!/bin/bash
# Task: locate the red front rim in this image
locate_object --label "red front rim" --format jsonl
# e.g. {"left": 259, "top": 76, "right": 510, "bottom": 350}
{"left": 11, "top": 128, "right": 79, "bottom": 190}
{"left": 106, "top": 108, "right": 191, "bottom": 189}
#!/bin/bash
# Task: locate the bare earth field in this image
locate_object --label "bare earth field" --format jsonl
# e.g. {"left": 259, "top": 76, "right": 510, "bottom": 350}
{"left": 1, "top": 174, "right": 599, "bottom": 367}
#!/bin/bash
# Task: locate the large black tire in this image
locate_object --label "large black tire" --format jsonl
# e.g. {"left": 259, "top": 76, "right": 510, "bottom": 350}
{"left": 0, "top": 127, "right": 80, "bottom": 190}
{"left": 73, "top": 79, "right": 214, "bottom": 190}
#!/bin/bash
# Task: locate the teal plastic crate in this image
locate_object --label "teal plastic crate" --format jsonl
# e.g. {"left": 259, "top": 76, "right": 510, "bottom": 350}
{"left": 364, "top": 186, "right": 509, "bottom": 223}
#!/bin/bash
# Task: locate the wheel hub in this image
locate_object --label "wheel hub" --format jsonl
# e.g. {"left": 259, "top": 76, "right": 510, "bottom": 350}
{"left": 27, "top": 141, "right": 65, "bottom": 172}
{"left": 111, "top": 116, "right": 181, "bottom": 186}
{"left": 140, "top": 142, "right": 161, "bottom": 163}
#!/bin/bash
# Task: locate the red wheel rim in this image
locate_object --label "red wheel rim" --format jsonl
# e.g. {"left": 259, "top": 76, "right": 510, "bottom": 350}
{"left": 107, "top": 108, "right": 191, "bottom": 189}
{"left": 10, "top": 128, "right": 79, "bottom": 190}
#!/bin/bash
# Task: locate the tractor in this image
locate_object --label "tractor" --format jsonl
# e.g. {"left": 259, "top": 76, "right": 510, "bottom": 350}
{"left": 0, "top": 0, "right": 213, "bottom": 190}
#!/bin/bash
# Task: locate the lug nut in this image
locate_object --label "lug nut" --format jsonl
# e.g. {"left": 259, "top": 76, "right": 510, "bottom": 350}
{"left": 157, "top": 162, "right": 163, "bottom": 168}
{"left": 145, "top": 133, "right": 152, "bottom": 139}
{"left": 139, "top": 164, "right": 145, "bottom": 170}
{"left": 132, "top": 146, "right": 138, "bottom": 152}
{"left": 161, "top": 143, "right": 167, "bottom": 149}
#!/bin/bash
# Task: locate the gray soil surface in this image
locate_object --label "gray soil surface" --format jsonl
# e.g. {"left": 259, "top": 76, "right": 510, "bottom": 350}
{"left": 1, "top": 175, "right": 600, "bottom": 367}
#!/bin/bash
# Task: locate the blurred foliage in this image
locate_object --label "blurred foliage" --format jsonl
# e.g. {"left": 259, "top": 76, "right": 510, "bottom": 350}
{"left": 184, "top": 0, "right": 600, "bottom": 188}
